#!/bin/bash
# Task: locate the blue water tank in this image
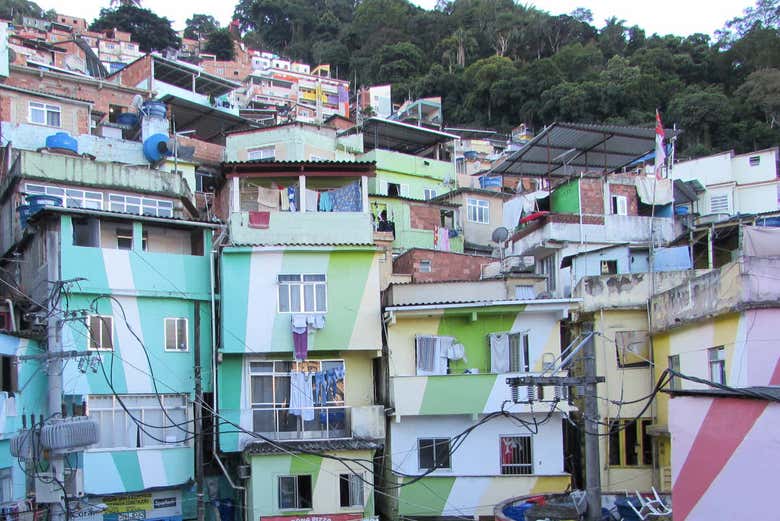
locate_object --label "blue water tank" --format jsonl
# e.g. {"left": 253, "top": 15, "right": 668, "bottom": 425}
{"left": 140, "top": 100, "right": 167, "bottom": 119}
{"left": 45, "top": 132, "right": 78, "bottom": 153}
{"left": 675, "top": 206, "right": 689, "bottom": 215}
{"left": 143, "top": 133, "right": 170, "bottom": 162}
{"left": 116, "top": 112, "right": 139, "bottom": 126}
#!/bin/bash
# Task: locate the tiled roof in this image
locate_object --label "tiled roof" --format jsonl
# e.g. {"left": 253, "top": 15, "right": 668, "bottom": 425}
{"left": 245, "top": 438, "right": 382, "bottom": 455}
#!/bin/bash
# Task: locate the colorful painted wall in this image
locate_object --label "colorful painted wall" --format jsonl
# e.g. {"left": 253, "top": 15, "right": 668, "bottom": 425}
{"left": 368, "top": 196, "right": 464, "bottom": 253}
{"left": 220, "top": 248, "right": 381, "bottom": 355}
{"left": 593, "top": 309, "right": 654, "bottom": 492}
{"left": 56, "top": 215, "right": 213, "bottom": 495}
{"left": 669, "top": 396, "right": 780, "bottom": 521}
{"left": 246, "top": 450, "right": 374, "bottom": 520}
{"left": 0, "top": 334, "right": 47, "bottom": 501}
{"left": 652, "top": 308, "right": 780, "bottom": 495}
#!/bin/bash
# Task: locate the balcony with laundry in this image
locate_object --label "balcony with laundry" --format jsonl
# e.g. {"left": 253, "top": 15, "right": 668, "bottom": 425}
{"left": 220, "top": 160, "right": 375, "bottom": 245}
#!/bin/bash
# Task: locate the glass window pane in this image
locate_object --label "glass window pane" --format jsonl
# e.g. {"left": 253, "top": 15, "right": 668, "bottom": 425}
{"left": 303, "top": 285, "right": 314, "bottom": 312}
{"left": 251, "top": 376, "right": 273, "bottom": 404}
{"left": 276, "top": 376, "right": 290, "bottom": 405}
{"left": 249, "top": 361, "right": 272, "bottom": 373}
{"left": 316, "top": 285, "right": 326, "bottom": 312}
{"left": 165, "top": 319, "right": 176, "bottom": 350}
{"left": 177, "top": 319, "right": 187, "bottom": 350}
{"left": 278, "top": 477, "right": 295, "bottom": 509}
{"left": 290, "top": 284, "right": 301, "bottom": 313}
{"left": 278, "top": 285, "right": 289, "bottom": 312}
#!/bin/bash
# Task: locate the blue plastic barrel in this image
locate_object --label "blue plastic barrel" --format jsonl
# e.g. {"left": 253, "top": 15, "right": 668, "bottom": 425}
{"left": 26, "top": 194, "right": 63, "bottom": 208}
{"left": 503, "top": 503, "right": 534, "bottom": 521}
{"left": 17, "top": 205, "right": 32, "bottom": 228}
{"left": 45, "top": 132, "right": 78, "bottom": 153}
{"left": 675, "top": 206, "right": 689, "bottom": 215}
{"left": 143, "top": 133, "right": 170, "bottom": 162}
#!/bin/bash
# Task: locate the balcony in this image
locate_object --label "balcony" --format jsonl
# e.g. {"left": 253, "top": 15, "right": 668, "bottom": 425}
{"left": 650, "top": 256, "right": 780, "bottom": 332}
{"left": 228, "top": 211, "right": 374, "bottom": 245}
{"left": 249, "top": 404, "right": 384, "bottom": 441}
{"left": 510, "top": 213, "right": 681, "bottom": 255}
{"left": 359, "top": 149, "right": 453, "bottom": 181}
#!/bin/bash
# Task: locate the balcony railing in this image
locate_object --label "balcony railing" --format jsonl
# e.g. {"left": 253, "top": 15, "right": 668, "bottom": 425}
{"left": 251, "top": 405, "right": 351, "bottom": 440}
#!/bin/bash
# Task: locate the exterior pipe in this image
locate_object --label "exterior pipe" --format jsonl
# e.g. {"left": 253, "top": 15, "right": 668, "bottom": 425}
{"left": 209, "top": 231, "right": 245, "bottom": 500}
{"left": 3, "top": 299, "right": 16, "bottom": 332}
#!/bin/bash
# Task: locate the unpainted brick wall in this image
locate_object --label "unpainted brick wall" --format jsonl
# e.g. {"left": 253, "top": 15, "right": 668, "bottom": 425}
{"left": 393, "top": 249, "right": 488, "bottom": 282}
{"left": 409, "top": 203, "right": 440, "bottom": 230}
{"left": 579, "top": 177, "right": 604, "bottom": 215}
{"left": 607, "top": 183, "right": 639, "bottom": 215}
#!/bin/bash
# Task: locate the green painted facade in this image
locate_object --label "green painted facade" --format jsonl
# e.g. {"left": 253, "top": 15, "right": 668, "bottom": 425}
{"left": 550, "top": 179, "right": 580, "bottom": 213}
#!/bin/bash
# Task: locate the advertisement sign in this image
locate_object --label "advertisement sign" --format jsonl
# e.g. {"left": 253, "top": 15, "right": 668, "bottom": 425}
{"left": 70, "top": 491, "right": 182, "bottom": 521}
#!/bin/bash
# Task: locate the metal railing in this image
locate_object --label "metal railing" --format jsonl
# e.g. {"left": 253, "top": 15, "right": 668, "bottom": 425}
{"left": 251, "top": 405, "right": 351, "bottom": 440}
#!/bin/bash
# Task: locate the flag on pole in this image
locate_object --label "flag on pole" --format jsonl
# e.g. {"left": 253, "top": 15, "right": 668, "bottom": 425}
{"left": 654, "top": 110, "right": 666, "bottom": 179}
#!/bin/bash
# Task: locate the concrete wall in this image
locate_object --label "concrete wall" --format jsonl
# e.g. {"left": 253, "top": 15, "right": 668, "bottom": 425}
{"left": 0, "top": 89, "right": 88, "bottom": 135}
{"left": 226, "top": 124, "right": 360, "bottom": 162}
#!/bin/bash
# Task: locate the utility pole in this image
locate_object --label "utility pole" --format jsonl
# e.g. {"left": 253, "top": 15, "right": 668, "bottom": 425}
{"left": 582, "top": 324, "right": 602, "bottom": 521}
{"left": 506, "top": 328, "right": 603, "bottom": 521}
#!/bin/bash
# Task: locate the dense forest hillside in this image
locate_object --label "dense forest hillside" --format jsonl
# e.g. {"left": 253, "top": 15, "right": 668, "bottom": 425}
{"left": 3, "top": 0, "right": 778, "bottom": 157}
{"left": 232, "top": 0, "right": 780, "bottom": 157}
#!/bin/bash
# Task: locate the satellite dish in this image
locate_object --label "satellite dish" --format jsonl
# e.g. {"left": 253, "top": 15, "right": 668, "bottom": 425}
{"left": 131, "top": 95, "right": 144, "bottom": 113}
{"left": 491, "top": 226, "right": 509, "bottom": 243}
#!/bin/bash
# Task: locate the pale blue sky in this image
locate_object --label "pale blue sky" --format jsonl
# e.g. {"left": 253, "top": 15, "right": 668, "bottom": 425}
{"left": 37, "top": 0, "right": 751, "bottom": 37}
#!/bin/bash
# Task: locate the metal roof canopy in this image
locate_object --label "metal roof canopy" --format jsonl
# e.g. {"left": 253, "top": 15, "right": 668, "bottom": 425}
{"left": 359, "top": 117, "right": 458, "bottom": 155}
{"left": 161, "top": 94, "right": 256, "bottom": 145}
{"left": 490, "top": 122, "right": 677, "bottom": 178}
{"left": 152, "top": 55, "right": 241, "bottom": 97}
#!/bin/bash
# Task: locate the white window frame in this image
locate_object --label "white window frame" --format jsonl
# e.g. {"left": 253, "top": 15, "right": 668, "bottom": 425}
{"left": 509, "top": 332, "right": 530, "bottom": 373}
{"left": 708, "top": 346, "right": 726, "bottom": 384}
{"left": 611, "top": 195, "right": 628, "bottom": 215}
{"left": 418, "top": 437, "right": 451, "bottom": 470}
{"left": 500, "top": 435, "right": 533, "bottom": 475}
{"left": 278, "top": 475, "right": 312, "bottom": 510}
{"left": 277, "top": 274, "right": 327, "bottom": 314}
{"left": 247, "top": 145, "right": 275, "bottom": 161}
{"left": 164, "top": 317, "right": 189, "bottom": 352}
{"left": 467, "top": 197, "right": 489, "bottom": 224}
{"left": 87, "top": 394, "right": 189, "bottom": 450}
{"left": 419, "top": 260, "right": 432, "bottom": 273}
{"left": 108, "top": 193, "right": 174, "bottom": 217}
{"left": 87, "top": 315, "right": 113, "bottom": 351}
{"left": 28, "top": 101, "right": 61, "bottom": 127}
{"left": 338, "top": 473, "right": 364, "bottom": 507}
{"left": 25, "top": 183, "right": 103, "bottom": 210}
{"left": 424, "top": 188, "right": 437, "bottom": 200}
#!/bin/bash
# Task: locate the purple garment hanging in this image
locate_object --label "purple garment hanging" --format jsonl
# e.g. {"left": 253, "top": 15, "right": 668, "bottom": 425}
{"left": 293, "top": 331, "right": 308, "bottom": 360}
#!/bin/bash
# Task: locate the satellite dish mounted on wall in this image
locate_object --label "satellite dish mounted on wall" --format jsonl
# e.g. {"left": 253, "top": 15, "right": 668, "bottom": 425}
{"left": 491, "top": 227, "right": 509, "bottom": 244}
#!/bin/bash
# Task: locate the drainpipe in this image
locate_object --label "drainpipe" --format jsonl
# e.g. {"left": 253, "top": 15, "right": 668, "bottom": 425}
{"left": 209, "top": 230, "right": 246, "bottom": 518}
{"left": 3, "top": 299, "right": 16, "bottom": 332}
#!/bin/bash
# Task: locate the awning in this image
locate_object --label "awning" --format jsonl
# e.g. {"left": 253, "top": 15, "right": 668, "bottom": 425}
{"left": 490, "top": 122, "right": 678, "bottom": 177}
{"left": 358, "top": 117, "right": 458, "bottom": 154}
{"left": 152, "top": 55, "right": 241, "bottom": 97}
{"left": 160, "top": 94, "right": 256, "bottom": 145}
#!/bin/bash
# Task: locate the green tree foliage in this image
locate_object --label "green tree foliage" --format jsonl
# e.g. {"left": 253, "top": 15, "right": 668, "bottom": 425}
{"left": 90, "top": 5, "right": 179, "bottom": 52}
{"left": 228, "top": 0, "right": 780, "bottom": 157}
{"left": 184, "top": 14, "right": 220, "bottom": 40}
{"left": 0, "top": 0, "right": 47, "bottom": 21}
{"left": 203, "top": 28, "right": 235, "bottom": 61}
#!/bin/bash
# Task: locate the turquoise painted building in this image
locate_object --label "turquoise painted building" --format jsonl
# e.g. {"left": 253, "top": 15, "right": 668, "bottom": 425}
{"left": 0, "top": 150, "right": 221, "bottom": 521}
{"left": 216, "top": 159, "right": 385, "bottom": 521}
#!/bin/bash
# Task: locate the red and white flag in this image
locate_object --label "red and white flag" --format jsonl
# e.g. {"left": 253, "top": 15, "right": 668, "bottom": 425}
{"left": 654, "top": 109, "right": 666, "bottom": 179}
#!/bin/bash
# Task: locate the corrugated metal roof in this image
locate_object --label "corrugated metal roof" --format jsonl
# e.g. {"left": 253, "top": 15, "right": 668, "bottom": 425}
{"left": 432, "top": 187, "right": 513, "bottom": 200}
{"left": 490, "top": 122, "right": 680, "bottom": 178}
{"left": 370, "top": 193, "right": 460, "bottom": 207}
{"left": 0, "top": 83, "right": 93, "bottom": 105}
{"left": 32, "top": 206, "right": 222, "bottom": 228}
{"left": 223, "top": 159, "right": 375, "bottom": 168}
{"left": 245, "top": 438, "right": 382, "bottom": 455}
